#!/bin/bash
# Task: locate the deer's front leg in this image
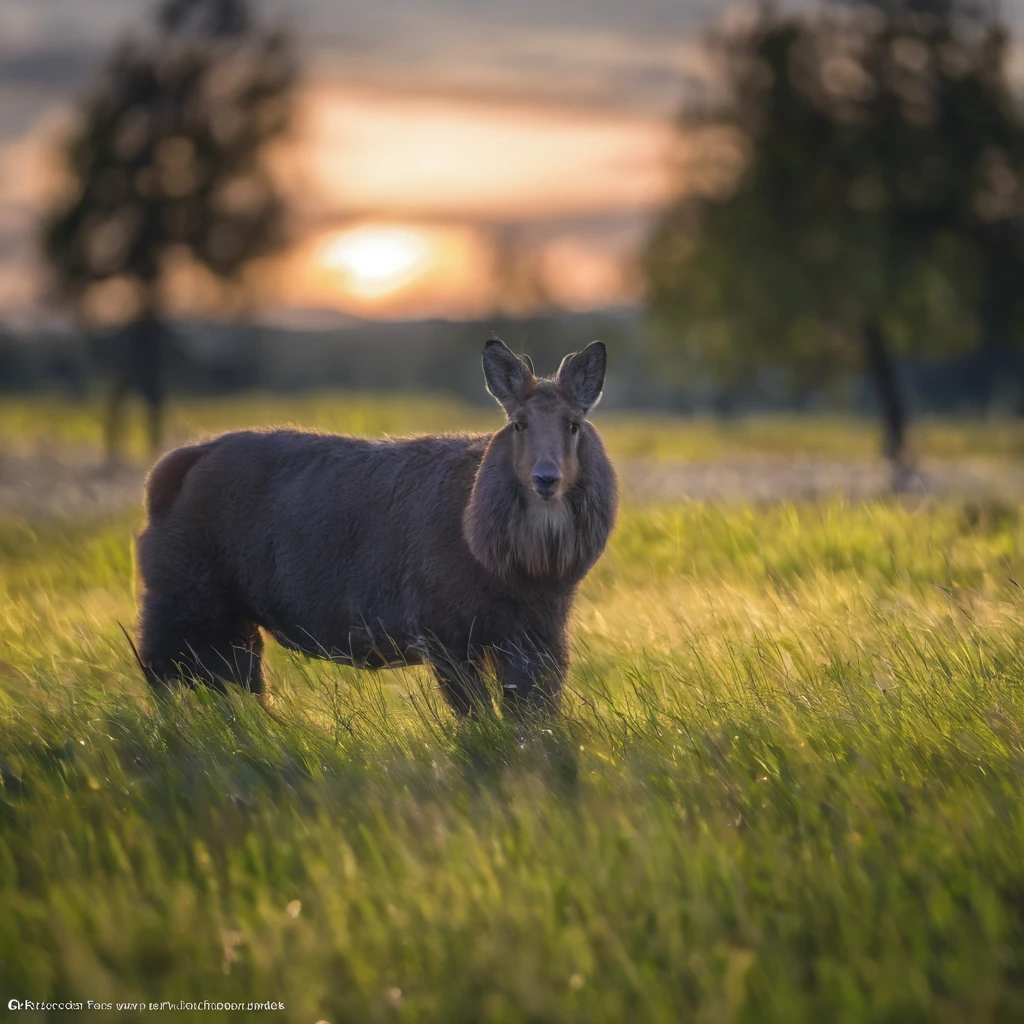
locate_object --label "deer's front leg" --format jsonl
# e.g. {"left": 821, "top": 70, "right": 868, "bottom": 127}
{"left": 495, "top": 643, "right": 566, "bottom": 720}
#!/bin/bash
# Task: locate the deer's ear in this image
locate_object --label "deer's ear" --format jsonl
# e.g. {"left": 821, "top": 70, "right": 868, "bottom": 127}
{"left": 482, "top": 338, "right": 533, "bottom": 412}
{"left": 556, "top": 341, "right": 606, "bottom": 414}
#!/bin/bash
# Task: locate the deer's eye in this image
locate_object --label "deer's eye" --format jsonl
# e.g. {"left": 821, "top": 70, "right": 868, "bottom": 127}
{"left": 569, "top": 422, "right": 580, "bottom": 435}
{"left": 513, "top": 421, "right": 526, "bottom": 432}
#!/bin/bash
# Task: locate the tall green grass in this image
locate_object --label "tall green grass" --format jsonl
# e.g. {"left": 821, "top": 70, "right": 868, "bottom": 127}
{"left": 3, "top": 494, "right": 1024, "bottom": 1021}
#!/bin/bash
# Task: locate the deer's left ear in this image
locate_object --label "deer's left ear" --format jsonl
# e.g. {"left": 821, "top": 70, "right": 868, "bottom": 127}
{"left": 555, "top": 341, "right": 606, "bottom": 414}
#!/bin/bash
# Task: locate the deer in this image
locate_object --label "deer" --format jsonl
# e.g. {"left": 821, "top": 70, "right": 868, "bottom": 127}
{"left": 135, "top": 338, "right": 618, "bottom": 717}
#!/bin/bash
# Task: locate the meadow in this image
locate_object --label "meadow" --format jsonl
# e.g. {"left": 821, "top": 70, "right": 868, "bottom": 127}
{"left": 7, "top": 391, "right": 1024, "bottom": 461}
{"left": 3, "top": 398, "right": 1024, "bottom": 1022}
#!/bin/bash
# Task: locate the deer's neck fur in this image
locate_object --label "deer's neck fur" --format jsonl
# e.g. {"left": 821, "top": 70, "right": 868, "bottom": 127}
{"left": 462, "top": 424, "right": 618, "bottom": 583}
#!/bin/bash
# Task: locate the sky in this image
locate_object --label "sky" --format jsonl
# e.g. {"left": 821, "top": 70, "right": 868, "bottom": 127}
{"left": 2, "top": 0, "right": 1023, "bottom": 324}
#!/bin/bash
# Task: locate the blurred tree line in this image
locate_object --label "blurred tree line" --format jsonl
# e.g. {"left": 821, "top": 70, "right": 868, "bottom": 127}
{"left": 645, "top": 0, "right": 1024, "bottom": 477}
{"left": 16, "top": 0, "right": 1024, "bottom": 460}
{"left": 0, "top": 310, "right": 652, "bottom": 408}
{"left": 41, "top": 0, "right": 294, "bottom": 460}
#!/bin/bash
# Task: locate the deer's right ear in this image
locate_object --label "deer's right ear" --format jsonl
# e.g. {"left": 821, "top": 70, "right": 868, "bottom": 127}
{"left": 482, "top": 338, "right": 533, "bottom": 413}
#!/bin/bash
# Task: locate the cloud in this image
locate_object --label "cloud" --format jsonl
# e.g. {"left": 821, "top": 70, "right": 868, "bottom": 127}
{"left": 301, "top": 25, "right": 703, "bottom": 118}
{"left": 0, "top": 47, "right": 97, "bottom": 92}
{"left": 277, "top": 86, "right": 675, "bottom": 225}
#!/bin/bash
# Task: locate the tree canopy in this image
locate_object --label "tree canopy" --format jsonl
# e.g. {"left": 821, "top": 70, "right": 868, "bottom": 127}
{"left": 644, "top": 0, "right": 1024, "bottom": 463}
{"left": 41, "top": 0, "right": 295, "bottom": 453}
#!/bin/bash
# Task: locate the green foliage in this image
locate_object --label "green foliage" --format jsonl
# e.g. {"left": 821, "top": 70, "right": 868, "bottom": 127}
{"left": 38, "top": 0, "right": 298, "bottom": 454}
{"left": 645, "top": 1, "right": 1024, "bottom": 391}
{"left": 5, "top": 423, "right": 1024, "bottom": 1017}
{"left": 41, "top": 0, "right": 295, "bottom": 323}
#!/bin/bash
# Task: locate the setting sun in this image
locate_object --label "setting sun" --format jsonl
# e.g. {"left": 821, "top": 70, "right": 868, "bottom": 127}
{"left": 280, "top": 222, "right": 496, "bottom": 318}
{"left": 319, "top": 226, "right": 431, "bottom": 297}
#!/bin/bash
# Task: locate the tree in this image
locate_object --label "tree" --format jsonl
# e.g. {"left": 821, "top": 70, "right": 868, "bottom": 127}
{"left": 645, "top": 0, "right": 1024, "bottom": 475}
{"left": 41, "top": 0, "right": 295, "bottom": 458}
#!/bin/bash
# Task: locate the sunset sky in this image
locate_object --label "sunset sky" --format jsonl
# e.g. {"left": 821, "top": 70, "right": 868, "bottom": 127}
{"left": 2, "top": 0, "right": 1023, "bottom": 324}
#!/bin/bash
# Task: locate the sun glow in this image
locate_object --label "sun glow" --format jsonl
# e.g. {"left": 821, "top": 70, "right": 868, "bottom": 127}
{"left": 272, "top": 222, "right": 494, "bottom": 319}
{"left": 319, "top": 226, "right": 431, "bottom": 297}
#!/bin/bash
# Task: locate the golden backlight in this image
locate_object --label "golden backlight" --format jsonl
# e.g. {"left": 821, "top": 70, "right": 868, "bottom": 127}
{"left": 273, "top": 222, "right": 494, "bottom": 319}
{"left": 252, "top": 87, "right": 672, "bottom": 317}
{"left": 319, "top": 226, "right": 431, "bottom": 297}
{"left": 0, "top": 85, "right": 669, "bottom": 321}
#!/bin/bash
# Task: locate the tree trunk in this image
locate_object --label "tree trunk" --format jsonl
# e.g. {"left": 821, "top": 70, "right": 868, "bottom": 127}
{"left": 862, "top": 319, "right": 909, "bottom": 480}
{"left": 975, "top": 226, "right": 1019, "bottom": 414}
{"left": 103, "top": 312, "right": 165, "bottom": 463}
{"left": 977, "top": 279, "right": 1022, "bottom": 415}
{"left": 104, "top": 374, "right": 130, "bottom": 466}
{"left": 136, "top": 316, "right": 165, "bottom": 455}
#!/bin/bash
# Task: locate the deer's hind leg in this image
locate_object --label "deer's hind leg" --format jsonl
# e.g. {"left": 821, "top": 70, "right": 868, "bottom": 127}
{"left": 140, "top": 593, "right": 266, "bottom": 696}
{"left": 137, "top": 533, "right": 266, "bottom": 697}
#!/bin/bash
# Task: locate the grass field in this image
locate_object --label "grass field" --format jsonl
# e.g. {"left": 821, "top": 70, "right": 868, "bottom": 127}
{"left": 3, "top": 402, "right": 1024, "bottom": 1021}
{"left": 7, "top": 391, "right": 1024, "bottom": 462}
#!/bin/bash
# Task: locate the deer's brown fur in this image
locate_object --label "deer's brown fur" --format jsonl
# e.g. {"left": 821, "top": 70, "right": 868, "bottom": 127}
{"left": 136, "top": 338, "right": 618, "bottom": 715}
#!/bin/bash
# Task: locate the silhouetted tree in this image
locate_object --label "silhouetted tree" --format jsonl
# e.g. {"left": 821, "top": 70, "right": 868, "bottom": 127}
{"left": 645, "top": 0, "right": 1024, "bottom": 476}
{"left": 41, "top": 0, "right": 295, "bottom": 458}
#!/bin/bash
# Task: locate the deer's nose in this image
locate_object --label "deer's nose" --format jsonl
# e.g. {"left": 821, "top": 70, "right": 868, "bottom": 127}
{"left": 532, "top": 462, "right": 561, "bottom": 498}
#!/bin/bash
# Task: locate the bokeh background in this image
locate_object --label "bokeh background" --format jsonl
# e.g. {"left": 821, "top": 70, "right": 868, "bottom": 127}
{"left": 4, "top": 0, "right": 1024, "bottom": 485}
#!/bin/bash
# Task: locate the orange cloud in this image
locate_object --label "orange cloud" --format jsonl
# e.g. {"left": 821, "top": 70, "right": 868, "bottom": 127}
{"left": 278, "top": 85, "right": 675, "bottom": 223}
